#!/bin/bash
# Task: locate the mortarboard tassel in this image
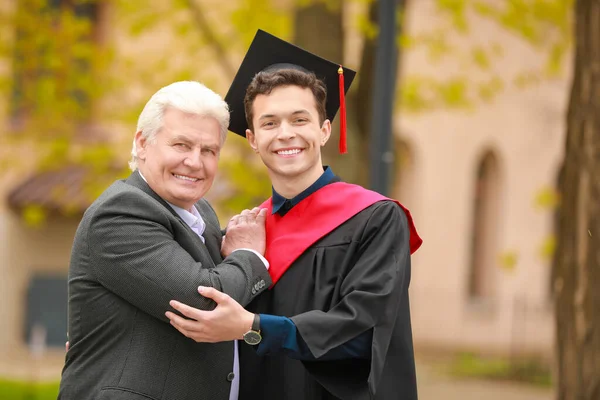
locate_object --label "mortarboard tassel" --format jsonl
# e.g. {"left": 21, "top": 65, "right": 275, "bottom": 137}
{"left": 338, "top": 65, "right": 347, "bottom": 154}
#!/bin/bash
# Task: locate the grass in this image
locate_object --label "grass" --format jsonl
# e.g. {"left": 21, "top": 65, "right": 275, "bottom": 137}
{"left": 447, "top": 352, "right": 553, "bottom": 388}
{"left": 0, "top": 379, "right": 59, "bottom": 400}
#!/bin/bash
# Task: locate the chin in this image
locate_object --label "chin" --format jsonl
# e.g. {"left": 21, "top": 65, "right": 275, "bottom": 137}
{"left": 282, "top": 163, "right": 310, "bottom": 174}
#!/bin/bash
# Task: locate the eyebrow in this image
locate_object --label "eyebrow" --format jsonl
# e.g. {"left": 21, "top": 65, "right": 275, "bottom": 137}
{"left": 202, "top": 144, "right": 220, "bottom": 152}
{"left": 258, "top": 109, "right": 311, "bottom": 121}
{"left": 171, "top": 135, "right": 193, "bottom": 144}
{"left": 171, "top": 136, "right": 220, "bottom": 150}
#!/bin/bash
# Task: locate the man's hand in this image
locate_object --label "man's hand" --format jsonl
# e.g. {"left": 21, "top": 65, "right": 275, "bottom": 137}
{"left": 166, "top": 286, "right": 255, "bottom": 343}
{"left": 221, "top": 207, "right": 267, "bottom": 257}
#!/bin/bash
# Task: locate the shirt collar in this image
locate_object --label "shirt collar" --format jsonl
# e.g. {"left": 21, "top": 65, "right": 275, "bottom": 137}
{"left": 138, "top": 171, "right": 205, "bottom": 232}
{"left": 168, "top": 202, "right": 203, "bottom": 228}
{"left": 271, "top": 166, "right": 334, "bottom": 215}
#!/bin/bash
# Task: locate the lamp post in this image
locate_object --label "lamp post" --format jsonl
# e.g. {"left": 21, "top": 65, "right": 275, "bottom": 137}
{"left": 368, "top": 0, "right": 401, "bottom": 196}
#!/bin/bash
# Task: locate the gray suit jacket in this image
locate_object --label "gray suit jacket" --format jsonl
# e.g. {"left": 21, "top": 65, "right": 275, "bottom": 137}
{"left": 58, "top": 171, "right": 271, "bottom": 400}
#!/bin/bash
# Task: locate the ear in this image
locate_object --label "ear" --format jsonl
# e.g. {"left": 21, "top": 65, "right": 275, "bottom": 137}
{"left": 134, "top": 131, "right": 148, "bottom": 160}
{"left": 246, "top": 129, "right": 259, "bottom": 153}
{"left": 320, "top": 120, "right": 332, "bottom": 147}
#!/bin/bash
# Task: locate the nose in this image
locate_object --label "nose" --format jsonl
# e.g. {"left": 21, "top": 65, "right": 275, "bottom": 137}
{"left": 277, "top": 122, "right": 296, "bottom": 140}
{"left": 183, "top": 150, "right": 202, "bottom": 169}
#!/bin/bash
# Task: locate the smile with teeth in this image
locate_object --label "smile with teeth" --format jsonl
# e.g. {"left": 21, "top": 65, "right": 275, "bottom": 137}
{"left": 173, "top": 174, "right": 199, "bottom": 182}
{"left": 276, "top": 149, "right": 302, "bottom": 156}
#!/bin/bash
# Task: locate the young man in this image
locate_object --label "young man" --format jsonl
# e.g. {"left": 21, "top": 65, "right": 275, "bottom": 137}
{"left": 167, "top": 31, "right": 422, "bottom": 399}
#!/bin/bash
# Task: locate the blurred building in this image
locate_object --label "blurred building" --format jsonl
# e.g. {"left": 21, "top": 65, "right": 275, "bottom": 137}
{"left": 0, "top": 0, "right": 568, "bottom": 380}
{"left": 395, "top": 2, "right": 568, "bottom": 360}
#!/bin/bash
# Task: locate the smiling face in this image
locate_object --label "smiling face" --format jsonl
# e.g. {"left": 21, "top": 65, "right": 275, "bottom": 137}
{"left": 135, "top": 107, "right": 221, "bottom": 210}
{"left": 246, "top": 85, "right": 331, "bottom": 194}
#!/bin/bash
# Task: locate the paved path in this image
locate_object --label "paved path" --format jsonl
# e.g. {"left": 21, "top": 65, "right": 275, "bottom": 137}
{"left": 0, "top": 353, "right": 555, "bottom": 400}
{"left": 416, "top": 360, "right": 554, "bottom": 400}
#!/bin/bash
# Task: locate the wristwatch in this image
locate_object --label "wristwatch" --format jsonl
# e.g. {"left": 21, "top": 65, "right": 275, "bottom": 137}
{"left": 242, "top": 314, "right": 262, "bottom": 345}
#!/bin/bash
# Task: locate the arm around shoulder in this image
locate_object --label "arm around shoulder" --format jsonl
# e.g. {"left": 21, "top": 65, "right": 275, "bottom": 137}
{"left": 86, "top": 191, "right": 270, "bottom": 323}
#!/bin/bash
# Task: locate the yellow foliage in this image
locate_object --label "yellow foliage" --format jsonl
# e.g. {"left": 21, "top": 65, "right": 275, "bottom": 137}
{"left": 539, "top": 235, "right": 556, "bottom": 260}
{"left": 478, "top": 77, "right": 504, "bottom": 102}
{"left": 0, "top": 0, "right": 574, "bottom": 221}
{"left": 436, "top": 0, "right": 469, "bottom": 33}
{"left": 498, "top": 250, "right": 518, "bottom": 272}
{"left": 472, "top": 47, "right": 490, "bottom": 70}
{"left": 400, "top": 0, "right": 571, "bottom": 113}
{"left": 437, "top": 77, "right": 472, "bottom": 108}
{"left": 513, "top": 70, "right": 542, "bottom": 88}
{"left": 22, "top": 205, "right": 47, "bottom": 228}
{"left": 230, "top": 0, "right": 292, "bottom": 47}
{"left": 356, "top": 12, "right": 378, "bottom": 40}
{"left": 534, "top": 187, "right": 560, "bottom": 210}
{"left": 400, "top": 77, "right": 433, "bottom": 113}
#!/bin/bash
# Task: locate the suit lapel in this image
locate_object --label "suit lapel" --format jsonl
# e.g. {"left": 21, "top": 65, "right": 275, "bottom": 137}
{"left": 125, "top": 171, "right": 180, "bottom": 219}
{"left": 200, "top": 218, "right": 223, "bottom": 263}
{"left": 124, "top": 171, "right": 215, "bottom": 263}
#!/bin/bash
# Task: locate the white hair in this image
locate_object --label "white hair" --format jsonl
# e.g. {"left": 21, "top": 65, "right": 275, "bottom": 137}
{"left": 129, "top": 81, "right": 230, "bottom": 171}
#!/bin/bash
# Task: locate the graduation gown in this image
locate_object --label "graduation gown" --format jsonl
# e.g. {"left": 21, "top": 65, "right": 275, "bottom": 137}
{"left": 239, "top": 182, "right": 420, "bottom": 400}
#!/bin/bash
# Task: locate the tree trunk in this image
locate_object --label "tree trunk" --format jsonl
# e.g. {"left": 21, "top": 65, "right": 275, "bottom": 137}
{"left": 552, "top": 1, "right": 600, "bottom": 399}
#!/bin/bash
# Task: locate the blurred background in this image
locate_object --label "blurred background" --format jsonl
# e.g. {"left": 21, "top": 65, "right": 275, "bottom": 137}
{"left": 0, "top": 0, "right": 589, "bottom": 399}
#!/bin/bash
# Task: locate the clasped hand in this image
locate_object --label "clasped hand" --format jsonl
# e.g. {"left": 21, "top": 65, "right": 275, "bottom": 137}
{"left": 221, "top": 207, "right": 267, "bottom": 257}
{"left": 166, "top": 286, "right": 254, "bottom": 343}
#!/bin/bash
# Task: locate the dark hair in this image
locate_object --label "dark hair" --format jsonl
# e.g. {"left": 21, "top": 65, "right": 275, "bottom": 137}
{"left": 243, "top": 68, "right": 327, "bottom": 131}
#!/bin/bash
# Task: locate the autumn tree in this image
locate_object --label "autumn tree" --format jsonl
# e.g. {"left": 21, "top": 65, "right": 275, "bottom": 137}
{"left": 0, "top": 0, "right": 126, "bottom": 222}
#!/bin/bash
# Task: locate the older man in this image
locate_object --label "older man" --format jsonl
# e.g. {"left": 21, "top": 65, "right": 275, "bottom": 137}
{"left": 58, "top": 81, "right": 271, "bottom": 400}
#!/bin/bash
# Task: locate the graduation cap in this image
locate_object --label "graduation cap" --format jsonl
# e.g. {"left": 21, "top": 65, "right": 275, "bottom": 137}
{"left": 225, "top": 29, "right": 356, "bottom": 154}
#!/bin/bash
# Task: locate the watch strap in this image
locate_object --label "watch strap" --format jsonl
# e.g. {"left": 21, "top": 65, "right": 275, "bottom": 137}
{"left": 252, "top": 313, "right": 261, "bottom": 332}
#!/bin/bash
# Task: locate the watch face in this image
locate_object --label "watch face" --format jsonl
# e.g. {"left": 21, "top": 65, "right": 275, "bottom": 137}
{"left": 243, "top": 331, "right": 262, "bottom": 345}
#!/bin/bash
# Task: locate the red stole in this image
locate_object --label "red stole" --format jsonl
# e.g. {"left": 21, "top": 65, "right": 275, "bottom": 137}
{"left": 260, "top": 182, "right": 422, "bottom": 286}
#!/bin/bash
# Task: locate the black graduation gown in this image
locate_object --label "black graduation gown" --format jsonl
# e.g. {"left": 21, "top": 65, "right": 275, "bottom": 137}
{"left": 239, "top": 200, "right": 417, "bottom": 400}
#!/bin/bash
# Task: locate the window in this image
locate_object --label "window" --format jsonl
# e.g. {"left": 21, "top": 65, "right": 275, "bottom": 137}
{"left": 467, "top": 151, "right": 502, "bottom": 300}
{"left": 24, "top": 274, "right": 68, "bottom": 349}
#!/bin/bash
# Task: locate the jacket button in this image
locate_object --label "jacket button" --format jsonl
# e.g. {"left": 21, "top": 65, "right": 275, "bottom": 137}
{"left": 227, "top": 372, "right": 235, "bottom": 382}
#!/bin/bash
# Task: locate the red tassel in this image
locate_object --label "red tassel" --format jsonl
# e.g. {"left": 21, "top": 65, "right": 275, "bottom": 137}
{"left": 338, "top": 65, "right": 347, "bottom": 154}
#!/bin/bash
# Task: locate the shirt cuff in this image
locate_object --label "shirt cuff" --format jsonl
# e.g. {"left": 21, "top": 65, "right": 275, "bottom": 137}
{"left": 255, "top": 314, "right": 372, "bottom": 360}
{"left": 255, "top": 314, "right": 297, "bottom": 356}
{"left": 232, "top": 249, "right": 269, "bottom": 270}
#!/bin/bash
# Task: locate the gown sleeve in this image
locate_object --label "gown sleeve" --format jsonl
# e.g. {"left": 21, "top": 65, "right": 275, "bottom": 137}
{"left": 256, "top": 314, "right": 372, "bottom": 360}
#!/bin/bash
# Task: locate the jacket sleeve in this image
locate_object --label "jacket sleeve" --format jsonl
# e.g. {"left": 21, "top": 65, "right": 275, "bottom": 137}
{"left": 86, "top": 190, "right": 271, "bottom": 323}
